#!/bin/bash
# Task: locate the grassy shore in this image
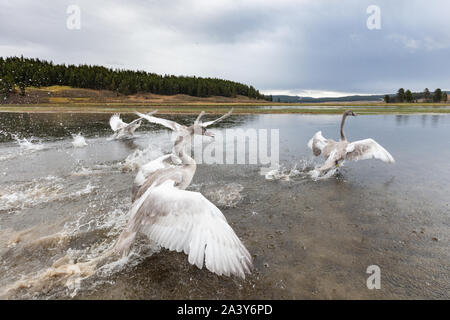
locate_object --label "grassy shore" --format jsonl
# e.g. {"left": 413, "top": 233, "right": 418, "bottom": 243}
{"left": 1, "top": 86, "right": 450, "bottom": 114}
{"left": 1, "top": 102, "right": 450, "bottom": 114}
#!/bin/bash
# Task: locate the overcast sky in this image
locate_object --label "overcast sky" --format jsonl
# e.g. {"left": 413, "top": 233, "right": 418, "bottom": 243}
{"left": 0, "top": 0, "right": 449, "bottom": 97}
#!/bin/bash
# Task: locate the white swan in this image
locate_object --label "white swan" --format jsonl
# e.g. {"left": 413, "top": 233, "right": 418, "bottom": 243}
{"left": 135, "top": 108, "right": 233, "bottom": 136}
{"left": 308, "top": 110, "right": 395, "bottom": 175}
{"left": 109, "top": 111, "right": 156, "bottom": 139}
{"left": 131, "top": 109, "right": 233, "bottom": 199}
{"left": 114, "top": 110, "right": 252, "bottom": 279}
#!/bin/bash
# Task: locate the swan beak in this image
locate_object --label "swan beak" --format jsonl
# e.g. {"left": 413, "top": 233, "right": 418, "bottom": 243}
{"left": 204, "top": 131, "right": 214, "bottom": 138}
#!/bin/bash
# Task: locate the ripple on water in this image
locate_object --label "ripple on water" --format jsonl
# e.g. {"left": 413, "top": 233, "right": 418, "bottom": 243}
{"left": 204, "top": 183, "right": 244, "bottom": 208}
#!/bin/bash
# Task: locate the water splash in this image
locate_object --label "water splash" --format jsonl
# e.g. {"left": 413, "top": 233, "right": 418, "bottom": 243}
{"left": 264, "top": 166, "right": 300, "bottom": 181}
{"left": 0, "top": 133, "right": 44, "bottom": 162}
{"left": 120, "top": 144, "right": 164, "bottom": 172}
{"left": 261, "top": 158, "right": 339, "bottom": 182}
{"left": 262, "top": 159, "right": 314, "bottom": 181}
{"left": 0, "top": 188, "right": 159, "bottom": 299}
{"left": 71, "top": 164, "right": 119, "bottom": 177}
{"left": 0, "top": 176, "right": 64, "bottom": 213}
{"left": 13, "top": 136, "right": 45, "bottom": 151}
{"left": 72, "top": 133, "right": 88, "bottom": 148}
{"left": 308, "top": 168, "right": 338, "bottom": 180}
{"left": 71, "top": 166, "right": 94, "bottom": 176}
{"left": 0, "top": 176, "right": 97, "bottom": 213}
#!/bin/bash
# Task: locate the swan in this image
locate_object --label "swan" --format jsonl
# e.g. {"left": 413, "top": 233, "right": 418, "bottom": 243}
{"left": 308, "top": 110, "right": 395, "bottom": 175}
{"left": 114, "top": 110, "right": 252, "bottom": 279}
{"left": 131, "top": 109, "right": 233, "bottom": 200}
{"left": 109, "top": 111, "right": 156, "bottom": 139}
{"left": 135, "top": 108, "right": 233, "bottom": 137}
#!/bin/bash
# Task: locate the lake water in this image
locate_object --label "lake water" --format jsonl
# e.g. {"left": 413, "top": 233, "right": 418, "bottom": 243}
{"left": 0, "top": 112, "right": 449, "bottom": 299}
{"left": 258, "top": 105, "right": 450, "bottom": 110}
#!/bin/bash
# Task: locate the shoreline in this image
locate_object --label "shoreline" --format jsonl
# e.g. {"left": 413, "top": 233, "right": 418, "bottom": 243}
{"left": 1, "top": 103, "right": 450, "bottom": 114}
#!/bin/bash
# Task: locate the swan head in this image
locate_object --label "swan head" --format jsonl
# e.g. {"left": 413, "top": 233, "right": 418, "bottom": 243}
{"left": 188, "top": 125, "right": 214, "bottom": 137}
{"left": 344, "top": 110, "right": 357, "bottom": 117}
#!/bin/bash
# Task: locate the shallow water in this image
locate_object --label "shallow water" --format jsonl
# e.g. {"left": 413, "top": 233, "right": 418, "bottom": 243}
{"left": 258, "top": 104, "right": 450, "bottom": 110}
{"left": 0, "top": 112, "right": 449, "bottom": 299}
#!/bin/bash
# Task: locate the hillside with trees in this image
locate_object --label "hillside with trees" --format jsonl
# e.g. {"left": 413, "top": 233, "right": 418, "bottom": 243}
{"left": 273, "top": 89, "right": 448, "bottom": 104}
{"left": 384, "top": 88, "right": 448, "bottom": 103}
{"left": 0, "top": 56, "right": 270, "bottom": 102}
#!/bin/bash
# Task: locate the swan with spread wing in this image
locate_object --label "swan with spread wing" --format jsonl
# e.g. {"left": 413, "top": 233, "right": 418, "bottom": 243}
{"left": 131, "top": 109, "right": 233, "bottom": 200}
{"left": 308, "top": 110, "right": 395, "bottom": 176}
{"left": 109, "top": 111, "right": 156, "bottom": 139}
{"left": 115, "top": 109, "right": 252, "bottom": 279}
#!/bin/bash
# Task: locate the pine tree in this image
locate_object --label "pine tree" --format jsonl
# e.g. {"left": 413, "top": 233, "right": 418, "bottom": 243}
{"left": 0, "top": 74, "right": 14, "bottom": 99}
{"left": 423, "top": 88, "right": 431, "bottom": 102}
{"left": 433, "top": 88, "right": 442, "bottom": 102}
{"left": 118, "top": 79, "right": 131, "bottom": 95}
{"left": 397, "top": 88, "right": 405, "bottom": 102}
{"left": 405, "top": 90, "right": 413, "bottom": 103}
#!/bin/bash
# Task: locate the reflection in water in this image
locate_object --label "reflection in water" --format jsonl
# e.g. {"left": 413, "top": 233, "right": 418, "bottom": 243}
{"left": 0, "top": 112, "right": 449, "bottom": 299}
{"left": 394, "top": 114, "right": 446, "bottom": 128}
{"left": 395, "top": 115, "right": 409, "bottom": 125}
{"left": 421, "top": 115, "right": 427, "bottom": 127}
{"left": 432, "top": 115, "right": 440, "bottom": 127}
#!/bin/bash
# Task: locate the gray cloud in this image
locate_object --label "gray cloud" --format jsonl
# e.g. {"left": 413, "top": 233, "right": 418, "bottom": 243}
{"left": 0, "top": 0, "right": 449, "bottom": 96}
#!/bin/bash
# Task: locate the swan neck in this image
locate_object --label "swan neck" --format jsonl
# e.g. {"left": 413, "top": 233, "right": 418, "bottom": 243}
{"left": 340, "top": 113, "right": 348, "bottom": 141}
{"left": 174, "top": 134, "right": 196, "bottom": 166}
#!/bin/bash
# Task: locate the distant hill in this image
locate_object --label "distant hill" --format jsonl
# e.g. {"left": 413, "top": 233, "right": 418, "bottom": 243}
{"left": 272, "top": 91, "right": 449, "bottom": 103}
{"left": 272, "top": 94, "right": 386, "bottom": 103}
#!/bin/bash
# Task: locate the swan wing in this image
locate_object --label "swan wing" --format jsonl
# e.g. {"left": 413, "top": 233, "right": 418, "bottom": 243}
{"left": 127, "top": 117, "right": 142, "bottom": 127}
{"left": 316, "top": 149, "right": 340, "bottom": 172}
{"left": 194, "top": 111, "right": 206, "bottom": 125}
{"left": 307, "top": 131, "right": 329, "bottom": 156}
{"left": 126, "top": 110, "right": 157, "bottom": 127}
{"left": 134, "top": 154, "right": 174, "bottom": 187}
{"left": 345, "top": 139, "right": 395, "bottom": 163}
{"left": 201, "top": 109, "right": 233, "bottom": 127}
{"left": 119, "top": 180, "right": 252, "bottom": 278}
{"left": 136, "top": 111, "right": 185, "bottom": 132}
{"left": 109, "top": 114, "right": 127, "bottom": 132}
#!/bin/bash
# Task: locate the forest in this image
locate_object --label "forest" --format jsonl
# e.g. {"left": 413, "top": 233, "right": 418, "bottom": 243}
{"left": 0, "top": 56, "right": 271, "bottom": 101}
{"left": 384, "top": 88, "right": 448, "bottom": 103}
